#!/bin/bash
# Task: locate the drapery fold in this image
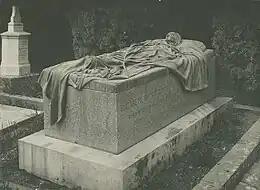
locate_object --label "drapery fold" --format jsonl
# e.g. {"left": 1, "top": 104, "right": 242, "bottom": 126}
{"left": 38, "top": 36, "right": 208, "bottom": 126}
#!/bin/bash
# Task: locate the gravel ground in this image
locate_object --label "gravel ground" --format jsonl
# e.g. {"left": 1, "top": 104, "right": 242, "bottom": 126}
{"left": 1, "top": 108, "right": 259, "bottom": 190}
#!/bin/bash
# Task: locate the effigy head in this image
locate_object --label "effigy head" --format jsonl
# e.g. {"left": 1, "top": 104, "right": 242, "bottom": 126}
{"left": 166, "top": 32, "right": 182, "bottom": 46}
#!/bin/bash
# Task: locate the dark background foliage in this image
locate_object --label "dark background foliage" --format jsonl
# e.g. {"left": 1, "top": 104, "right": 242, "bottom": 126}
{"left": 0, "top": 0, "right": 215, "bottom": 71}
{"left": 0, "top": 0, "right": 260, "bottom": 105}
{"left": 212, "top": 2, "right": 260, "bottom": 105}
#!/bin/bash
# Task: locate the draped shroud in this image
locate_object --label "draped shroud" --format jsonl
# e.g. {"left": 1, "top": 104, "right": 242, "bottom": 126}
{"left": 38, "top": 37, "right": 208, "bottom": 126}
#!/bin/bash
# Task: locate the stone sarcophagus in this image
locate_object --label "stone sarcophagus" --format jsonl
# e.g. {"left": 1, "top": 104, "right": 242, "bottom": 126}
{"left": 43, "top": 49, "right": 215, "bottom": 154}
{"left": 20, "top": 33, "right": 232, "bottom": 190}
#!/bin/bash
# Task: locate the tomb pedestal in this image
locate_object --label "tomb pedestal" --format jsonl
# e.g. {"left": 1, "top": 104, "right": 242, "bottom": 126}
{"left": 18, "top": 48, "right": 232, "bottom": 190}
{"left": 19, "top": 97, "right": 233, "bottom": 190}
{"left": 0, "top": 32, "right": 31, "bottom": 76}
{"left": 0, "top": 7, "right": 41, "bottom": 97}
{"left": 44, "top": 49, "right": 216, "bottom": 154}
{"left": 0, "top": 6, "right": 31, "bottom": 76}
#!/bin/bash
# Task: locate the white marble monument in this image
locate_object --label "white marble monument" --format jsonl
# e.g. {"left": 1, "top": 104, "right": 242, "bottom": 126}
{"left": 18, "top": 45, "right": 234, "bottom": 189}
{"left": 0, "top": 6, "right": 31, "bottom": 76}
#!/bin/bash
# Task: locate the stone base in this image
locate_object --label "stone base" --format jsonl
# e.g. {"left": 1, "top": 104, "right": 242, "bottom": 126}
{"left": 18, "top": 97, "right": 232, "bottom": 190}
{"left": 0, "top": 73, "right": 41, "bottom": 97}
{"left": 0, "top": 104, "right": 43, "bottom": 153}
{"left": 193, "top": 109, "right": 260, "bottom": 190}
{"left": 0, "top": 92, "right": 43, "bottom": 110}
{"left": 0, "top": 63, "right": 30, "bottom": 76}
{"left": 44, "top": 49, "right": 216, "bottom": 154}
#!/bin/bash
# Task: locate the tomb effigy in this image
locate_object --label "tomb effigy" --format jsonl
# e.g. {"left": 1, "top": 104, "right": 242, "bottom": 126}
{"left": 40, "top": 32, "right": 214, "bottom": 154}
{"left": 18, "top": 32, "right": 232, "bottom": 190}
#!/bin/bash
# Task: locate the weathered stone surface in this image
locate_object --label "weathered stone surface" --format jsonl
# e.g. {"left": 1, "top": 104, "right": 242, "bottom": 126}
{"left": 0, "top": 104, "right": 38, "bottom": 129}
{"left": 19, "top": 97, "right": 231, "bottom": 190}
{"left": 0, "top": 33, "right": 31, "bottom": 76}
{"left": 8, "top": 6, "right": 23, "bottom": 32}
{"left": 0, "top": 104, "right": 43, "bottom": 153}
{"left": 0, "top": 6, "right": 31, "bottom": 76}
{"left": 242, "top": 159, "right": 260, "bottom": 188}
{"left": 0, "top": 92, "right": 43, "bottom": 110}
{"left": 235, "top": 182, "right": 257, "bottom": 190}
{"left": 193, "top": 116, "right": 260, "bottom": 190}
{"left": 234, "top": 104, "right": 260, "bottom": 113}
{"left": 192, "top": 181, "right": 215, "bottom": 190}
{"left": 44, "top": 49, "right": 216, "bottom": 154}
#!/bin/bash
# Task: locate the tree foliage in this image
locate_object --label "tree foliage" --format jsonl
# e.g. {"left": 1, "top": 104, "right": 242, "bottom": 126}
{"left": 212, "top": 9, "right": 260, "bottom": 91}
{"left": 66, "top": 1, "right": 187, "bottom": 59}
{"left": 67, "top": 8, "right": 139, "bottom": 58}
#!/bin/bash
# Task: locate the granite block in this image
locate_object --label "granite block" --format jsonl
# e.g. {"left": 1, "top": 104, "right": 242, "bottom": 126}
{"left": 44, "top": 50, "right": 216, "bottom": 154}
{"left": 0, "top": 92, "right": 43, "bottom": 110}
{"left": 19, "top": 97, "right": 231, "bottom": 190}
{"left": 193, "top": 116, "right": 260, "bottom": 190}
{"left": 235, "top": 182, "right": 257, "bottom": 190}
{"left": 242, "top": 160, "right": 260, "bottom": 189}
{"left": 0, "top": 104, "right": 43, "bottom": 152}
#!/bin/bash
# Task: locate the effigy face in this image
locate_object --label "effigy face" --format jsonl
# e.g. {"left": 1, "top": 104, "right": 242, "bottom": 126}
{"left": 165, "top": 32, "right": 182, "bottom": 46}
